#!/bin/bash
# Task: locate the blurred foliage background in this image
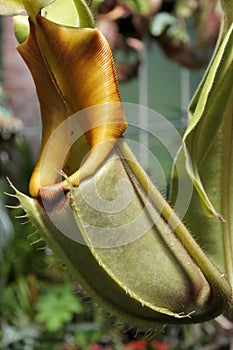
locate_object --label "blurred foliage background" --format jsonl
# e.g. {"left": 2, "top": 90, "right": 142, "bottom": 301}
{"left": 1, "top": 0, "right": 233, "bottom": 349}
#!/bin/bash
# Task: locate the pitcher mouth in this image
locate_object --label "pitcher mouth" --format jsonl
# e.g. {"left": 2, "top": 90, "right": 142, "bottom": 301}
{"left": 34, "top": 128, "right": 91, "bottom": 202}
{"left": 29, "top": 106, "right": 126, "bottom": 201}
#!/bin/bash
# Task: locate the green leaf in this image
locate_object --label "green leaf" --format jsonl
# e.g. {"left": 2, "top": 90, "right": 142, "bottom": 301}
{"left": 36, "top": 283, "right": 83, "bottom": 331}
{"left": 174, "top": 22, "right": 233, "bottom": 218}
{"left": 170, "top": 2, "right": 233, "bottom": 308}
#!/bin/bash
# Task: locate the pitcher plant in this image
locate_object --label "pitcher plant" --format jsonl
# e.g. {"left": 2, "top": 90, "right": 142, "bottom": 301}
{"left": 0, "top": 0, "right": 232, "bottom": 328}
